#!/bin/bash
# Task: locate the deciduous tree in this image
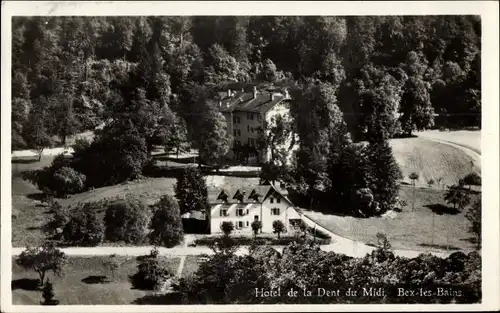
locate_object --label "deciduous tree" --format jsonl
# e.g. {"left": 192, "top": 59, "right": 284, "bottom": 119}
{"left": 272, "top": 220, "right": 285, "bottom": 239}
{"left": 175, "top": 167, "right": 209, "bottom": 215}
{"left": 149, "top": 195, "right": 184, "bottom": 248}
{"left": 466, "top": 199, "right": 481, "bottom": 250}
{"left": 104, "top": 195, "right": 151, "bottom": 244}
{"left": 16, "top": 243, "right": 68, "bottom": 286}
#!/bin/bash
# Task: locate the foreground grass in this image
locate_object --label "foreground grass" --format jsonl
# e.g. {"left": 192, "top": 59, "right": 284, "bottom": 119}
{"left": 181, "top": 255, "right": 201, "bottom": 278}
{"left": 12, "top": 256, "right": 180, "bottom": 305}
{"left": 303, "top": 185, "right": 480, "bottom": 253}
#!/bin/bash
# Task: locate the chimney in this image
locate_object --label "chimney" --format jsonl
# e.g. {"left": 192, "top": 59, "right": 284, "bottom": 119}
{"left": 227, "top": 89, "right": 232, "bottom": 97}
{"left": 253, "top": 86, "right": 257, "bottom": 99}
{"left": 270, "top": 93, "right": 275, "bottom": 101}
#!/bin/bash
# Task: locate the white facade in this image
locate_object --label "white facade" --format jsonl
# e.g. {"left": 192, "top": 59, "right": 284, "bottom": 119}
{"left": 220, "top": 88, "right": 298, "bottom": 165}
{"left": 209, "top": 186, "right": 301, "bottom": 235}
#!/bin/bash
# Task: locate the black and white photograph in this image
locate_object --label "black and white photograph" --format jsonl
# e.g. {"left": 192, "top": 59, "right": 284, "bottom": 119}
{"left": 1, "top": 1, "right": 499, "bottom": 312}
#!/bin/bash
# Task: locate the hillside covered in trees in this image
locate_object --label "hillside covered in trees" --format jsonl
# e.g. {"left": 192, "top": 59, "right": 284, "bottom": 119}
{"left": 12, "top": 16, "right": 481, "bottom": 151}
{"left": 13, "top": 16, "right": 481, "bottom": 217}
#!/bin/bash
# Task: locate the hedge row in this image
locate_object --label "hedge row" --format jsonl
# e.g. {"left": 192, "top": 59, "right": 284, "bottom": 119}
{"left": 194, "top": 234, "right": 331, "bottom": 246}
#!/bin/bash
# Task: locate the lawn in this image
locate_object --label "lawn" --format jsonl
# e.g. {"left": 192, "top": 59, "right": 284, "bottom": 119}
{"left": 181, "top": 255, "right": 201, "bottom": 278}
{"left": 12, "top": 156, "right": 58, "bottom": 247}
{"left": 389, "top": 136, "right": 481, "bottom": 187}
{"left": 303, "top": 185, "right": 480, "bottom": 253}
{"left": 58, "top": 175, "right": 260, "bottom": 207}
{"left": 12, "top": 255, "right": 180, "bottom": 305}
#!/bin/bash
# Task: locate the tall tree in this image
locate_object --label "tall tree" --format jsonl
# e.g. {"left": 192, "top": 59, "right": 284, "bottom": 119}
{"left": 366, "top": 139, "right": 403, "bottom": 212}
{"left": 466, "top": 199, "right": 481, "bottom": 250}
{"left": 22, "top": 99, "right": 53, "bottom": 160}
{"left": 149, "top": 195, "right": 184, "bottom": 248}
{"left": 174, "top": 167, "right": 209, "bottom": 215}
{"left": 197, "top": 106, "right": 231, "bottom": 166}
{"left": 290, "top": 82, "right": 345, "bottom": 194}
{"left": 399, "top": 51, "right": 435, "bottom": 135}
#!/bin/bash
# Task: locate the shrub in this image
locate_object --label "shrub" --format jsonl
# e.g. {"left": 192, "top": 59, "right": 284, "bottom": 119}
{"left": 149, "top": 196, "right": 184, "bottom": 248}
{"left": 194, "top": 234, "right": 331, "bottom": 246}
{"left": 62, "top": 203, "right": 105, "bottom": 246}
{"left": 272, "top": 220, "right": 285, "bottom": 239}
{"left": 51, "top": 167, "right": 86, "bottom": 197}
{"left": 461, "top": 172, "right": 481, "bottom": 188}
{"left": 41, "top": 281, "right": 58, "bottom": 305}
{"left": 104, "top": 195, "right": 151, "bottom": 244}
{"left": 444, "top": 183, "right": 471, "bottom": 211}
{"left": 102, "top": 254, "right": 120, "bottom": 281}
{"left": 130, "top": 254, "right": 172, "bottom": 290}
{"left": 220, "top": 221, "right": 234, "bottom": 236}
{"left": 354, "top": 188, "right": 374, "bottom": 215}
{"left": 251, "top": 220, "right": 262, "bottom": 238}
{"left": 21, "top": 154, "right": 80, "bottom": 197}
{"left": 44, "top": 201, "right": 71, "bottom": 237}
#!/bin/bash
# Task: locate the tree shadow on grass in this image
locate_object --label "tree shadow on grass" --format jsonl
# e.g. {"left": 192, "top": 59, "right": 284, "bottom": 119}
{"left": 460, "top": 237, "right": 479, "bottom": 245}
{"left": 419, "top": 243, "right": 461, "bottom": 251}
{"left": 11, "top": 278, "right": 40, "bottom": 291}
{"left": 154, "top": 155, "right": 197, "bottom": 164}
{"left": 81, "top": 275, "right": 108, "bottom": 284}
{"left": 132, "top": 292, "right": 183, "bottom": 305}
{"left": 26, "top": 193, "right": 47, "bottom": 201}
{"left": 424, "top": 204, "right": 460, "bottom": 215}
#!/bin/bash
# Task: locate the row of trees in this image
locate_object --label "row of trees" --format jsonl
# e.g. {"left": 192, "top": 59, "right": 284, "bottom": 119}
{"left": 260, "top": 82, "right": 403, "bottom": 217}
{"left": 13, "top": 16, "right": 480, "bottom": 154}
{"left": 38, "top": 167, "right": 210, "bottom": 247}
{"left": 43, "top": 194, "right": 183, "bottom": 248}
{"left": 155, "top": 240, "right": 481, "bottom": 304}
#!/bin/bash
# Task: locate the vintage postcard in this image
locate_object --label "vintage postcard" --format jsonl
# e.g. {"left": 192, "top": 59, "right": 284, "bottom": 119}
{"left": 1, "top": 1, "right": 499, "bottom": 312}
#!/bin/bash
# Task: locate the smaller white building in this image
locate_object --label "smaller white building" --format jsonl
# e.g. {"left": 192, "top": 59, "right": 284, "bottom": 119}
{"left": 208, "top": 184, "right": 301, "bottom": 235}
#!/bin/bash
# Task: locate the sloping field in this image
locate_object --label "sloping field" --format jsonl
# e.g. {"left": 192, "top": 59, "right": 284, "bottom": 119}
{"left": 12, "top": 173, "right": 259, "bottom": 247}
{"left": 59, "top": 175, "right": 260, "bottom": 207}
{"left": 415, "top": 130, "right": 481, "bottom": 154}
{"left": 304, "top": 185, "right": 480, "bottom": 253}
{"left": 389, "top": 137, "right": 481, "bottom": 187}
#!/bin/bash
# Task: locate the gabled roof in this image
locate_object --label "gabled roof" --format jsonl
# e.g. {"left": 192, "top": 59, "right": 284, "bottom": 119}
{"left": 208, "top": 185, "right": 286, "bottom": 204}
{"left": 217, "top": 90, "right": 288, "bottom": 114}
